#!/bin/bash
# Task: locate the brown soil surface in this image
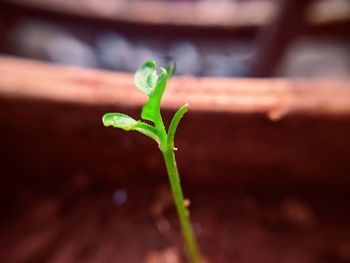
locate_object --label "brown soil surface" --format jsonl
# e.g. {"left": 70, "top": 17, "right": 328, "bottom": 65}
{"left": 0, "top": 173, "right": 349, "bottom": 263}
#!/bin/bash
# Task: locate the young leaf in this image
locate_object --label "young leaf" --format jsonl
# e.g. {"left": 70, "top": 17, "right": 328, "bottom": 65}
{"left": 141, "top": 67, "right": 169, "bottom": 123}
{"left": 167, "top": 103, "right": 189, "bottom": 147}
{"left": 133, "top": 60, "right": 170, "bottom": 127}
{"left": 102, "top": 113, "right": 160, "bottom": 143}
{"left": 102, "top": 113, "right": 139, "bottom": 131}
{"left": 134, "top": 61, "right": 158, "bottom": 96}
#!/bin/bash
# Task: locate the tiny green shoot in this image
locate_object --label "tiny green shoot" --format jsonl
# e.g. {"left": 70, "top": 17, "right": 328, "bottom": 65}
{"left": 102, "top": 61, "right": 201, "bottom": 263}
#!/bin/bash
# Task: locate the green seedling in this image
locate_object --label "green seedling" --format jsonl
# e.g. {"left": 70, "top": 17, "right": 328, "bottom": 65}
{"left": 102, "top": 61, "right": 201, "bottom": 263}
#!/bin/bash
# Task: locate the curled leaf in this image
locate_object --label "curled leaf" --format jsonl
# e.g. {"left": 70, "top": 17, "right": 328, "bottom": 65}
{"left": 102, "top": 113, "right": 160, "bottom": 143}
{"left": 102, "top": 113, "right": 138, "bottom": 131}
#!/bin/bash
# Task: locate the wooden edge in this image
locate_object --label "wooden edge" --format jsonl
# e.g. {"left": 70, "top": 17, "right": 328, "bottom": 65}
{"left": 0, "top": 55, "right": 350, "bottom": 118}
{"left": 5, "top": 0, "right": 349, "bottom": 28}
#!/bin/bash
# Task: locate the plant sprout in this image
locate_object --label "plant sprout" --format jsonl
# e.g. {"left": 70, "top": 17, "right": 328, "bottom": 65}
{"left": 102, "top": 61, "right": 201, "bottom": 263}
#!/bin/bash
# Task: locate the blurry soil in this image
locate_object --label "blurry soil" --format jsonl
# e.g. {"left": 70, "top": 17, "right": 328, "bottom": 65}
{"left": 0, "top": 173, "right": 349, "bottom": 263}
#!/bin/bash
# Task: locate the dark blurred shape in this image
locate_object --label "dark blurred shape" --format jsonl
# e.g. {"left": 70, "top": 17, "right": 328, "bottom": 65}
{"left": 112, "top": 189, "right": 128, "bottom": 205}
{"left": 251, "top": 0, "right": 315, "bottom": 77}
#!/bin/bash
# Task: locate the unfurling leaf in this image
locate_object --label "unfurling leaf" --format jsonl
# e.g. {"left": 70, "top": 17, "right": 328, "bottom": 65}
{"left": 134, "top": 61, "right": 171, "bottom": 126}
{"left": 134, "top": 61, "right": 158, "bottom": 96}
{"left": 141, "top": 67, "right": 169, "bottom": 124}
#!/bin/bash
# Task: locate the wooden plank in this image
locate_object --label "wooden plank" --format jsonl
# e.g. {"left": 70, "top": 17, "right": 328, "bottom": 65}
{"left": 0, "top": 56, "right": 349, "bottom": 118}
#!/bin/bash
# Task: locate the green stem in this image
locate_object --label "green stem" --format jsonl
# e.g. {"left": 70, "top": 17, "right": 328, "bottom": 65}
{"left": 161, "top": 147, "right": 201, "bottom": 263}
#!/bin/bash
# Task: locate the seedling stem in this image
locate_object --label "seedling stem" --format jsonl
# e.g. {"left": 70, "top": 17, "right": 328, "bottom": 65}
{"left": 102, "top": 61, "right": 201, "bottom": 263}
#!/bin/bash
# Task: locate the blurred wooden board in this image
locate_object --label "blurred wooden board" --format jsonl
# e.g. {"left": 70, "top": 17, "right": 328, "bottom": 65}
{"left": 0, "top": 56, "right": 349, "bottom": 117}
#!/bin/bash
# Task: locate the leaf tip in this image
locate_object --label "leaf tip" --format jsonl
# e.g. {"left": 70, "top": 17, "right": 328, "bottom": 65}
{"left": 181, "top": 103, "right": 190, "bottom": 113}
{"left": 102, "top": 113, "right": 112, "bottom": 127}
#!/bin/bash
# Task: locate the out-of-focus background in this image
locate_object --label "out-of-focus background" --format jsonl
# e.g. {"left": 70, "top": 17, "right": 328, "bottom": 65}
{"left": 1, "top": 0, "right": 349, "bottom": 77}
{"left": 0, "top": 0, "right": 349, "bottom": 263}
